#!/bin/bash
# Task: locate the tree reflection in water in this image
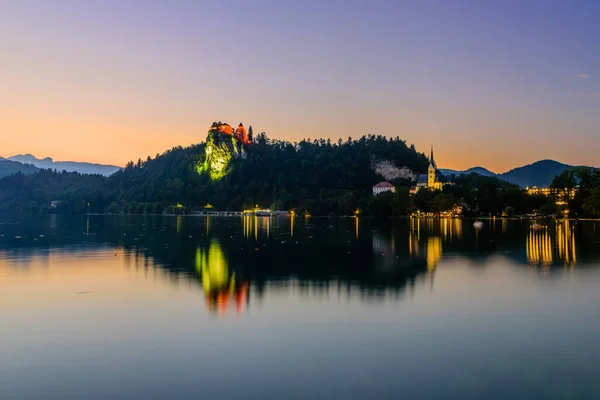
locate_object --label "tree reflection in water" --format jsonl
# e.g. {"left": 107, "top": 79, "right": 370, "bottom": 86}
{"left": 1, "top": 215, "right": 600, "bottom": 317}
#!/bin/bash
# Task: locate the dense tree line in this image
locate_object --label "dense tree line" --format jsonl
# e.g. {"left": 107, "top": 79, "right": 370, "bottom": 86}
{"left": 550, "top": 167, "right": 600, "bottom": 218}
{"left": 105, "top": 133, "right": 430, "bottom": 216}
{"left": 0, "top": 130, "right": 597, "bottom": 218}
{"left": 0, "top": 134, "right": 428, "bottom": 216}
{"left": 412, "top": 173, "right": 549, "bottom": 217}
{"left": 0, "top": 169, "right": 108, "bottom": 213}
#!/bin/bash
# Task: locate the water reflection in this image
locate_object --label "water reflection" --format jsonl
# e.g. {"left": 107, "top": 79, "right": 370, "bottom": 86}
{"left": 407, "top": 218, "right": 458, "bottom": 288}
{"left": 526, "top": 220, "right": 577, "bottom": 268}
{"left": 195, "top": 239, "right": 249, "bottom": 316}
{"left": 242, "top": 215, "right": 273, "bottom": 240}
{"left": 4, "top": 216, "right": 600, "bottom": 399}
{"left": 1, "top": 215, "right": 600, "bottom": 317}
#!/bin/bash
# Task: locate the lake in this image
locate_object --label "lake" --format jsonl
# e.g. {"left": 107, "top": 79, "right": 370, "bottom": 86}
{"left": 2, "top": 215, "right": 600, "bottom": 399}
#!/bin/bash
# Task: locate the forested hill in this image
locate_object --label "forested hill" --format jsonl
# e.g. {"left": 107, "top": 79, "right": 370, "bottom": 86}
{"left": 108, "top": 130, "right": 429, "bottom": 214}
{"left": 0, "top": 128, "right": 430, "bottom": 215}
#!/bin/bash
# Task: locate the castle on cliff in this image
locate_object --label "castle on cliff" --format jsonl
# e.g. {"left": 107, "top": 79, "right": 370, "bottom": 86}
{"left": 211, "top": 122, "right": 252, "bottom": 145}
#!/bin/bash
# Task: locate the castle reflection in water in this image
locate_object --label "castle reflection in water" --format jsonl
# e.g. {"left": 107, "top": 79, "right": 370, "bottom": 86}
{"left": 196, "top": 239, "right": 249, "bottom": 316}
{"left": 193, "top": 216, "right": 592, "bottom": 315}
{"left": 0, "top": 215, "right": 597, "bottom": 318}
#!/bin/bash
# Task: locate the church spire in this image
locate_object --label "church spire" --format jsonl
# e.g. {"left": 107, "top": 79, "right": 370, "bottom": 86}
{"left": 430, "top": 146, "right": 436, "bottom": 168}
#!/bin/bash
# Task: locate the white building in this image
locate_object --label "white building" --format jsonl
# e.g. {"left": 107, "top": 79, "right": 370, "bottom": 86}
{"left": 373, "top": 181, "right": 395, "bottom": 196}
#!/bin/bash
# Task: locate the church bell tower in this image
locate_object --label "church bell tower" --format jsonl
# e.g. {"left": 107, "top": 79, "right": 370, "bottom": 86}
{"left": 427, "top": 146, "right": 436, "bottom": 187}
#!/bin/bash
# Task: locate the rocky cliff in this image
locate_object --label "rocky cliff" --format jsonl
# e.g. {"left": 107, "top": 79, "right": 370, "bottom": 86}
{"left": 198, "top": 122, "right": 250, "bottom": 180}
{"left": 371, "top": 159, "right": 418, "bottom": 182}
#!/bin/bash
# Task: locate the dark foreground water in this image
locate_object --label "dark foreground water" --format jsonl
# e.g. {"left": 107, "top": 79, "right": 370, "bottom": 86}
{"left": 2, "top": 215, "right": 600, "bottom": 399}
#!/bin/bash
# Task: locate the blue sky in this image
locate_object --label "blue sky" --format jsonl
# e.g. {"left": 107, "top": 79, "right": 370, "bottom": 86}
{"left": 0, "top": 0, "right": 598, "bottom": 171}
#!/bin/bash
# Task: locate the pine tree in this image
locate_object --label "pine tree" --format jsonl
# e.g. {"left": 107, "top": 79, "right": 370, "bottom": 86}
{"left": 248, "top": 126, "right": 254, "bottom": 143}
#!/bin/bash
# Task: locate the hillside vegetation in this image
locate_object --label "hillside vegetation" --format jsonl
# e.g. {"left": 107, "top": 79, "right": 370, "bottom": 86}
{"left": 1, "top": 123, "right": 597, "bottom": 217}
{"left": 0, "top": 126, "right": 429, "bottom": 215}
{"left": 108, "top": 128, "right": 429, "bottom": 215}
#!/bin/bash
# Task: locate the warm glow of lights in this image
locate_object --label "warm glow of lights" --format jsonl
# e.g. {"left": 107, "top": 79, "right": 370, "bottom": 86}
{"left": 212, "top": 122, "right": 234, "bottom": 135}
{"left": 526, "top": 186, "right": 577, "bottom": 205}
{"left": 524, "top": 222, "right": 577, "bottom": 268}
{"left": 526, "top": 227, "right": 553, "bottom": 267}
{"left": 426, "top": 236, "right": 442, "bottom": 273}
{"left": 254, "top": 215, "right": 258, "bottom": 240}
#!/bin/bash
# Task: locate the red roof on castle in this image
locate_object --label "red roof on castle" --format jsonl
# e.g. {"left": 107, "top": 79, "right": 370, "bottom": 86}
{"left": 373, "top": 182, "right": 393, "bottom": 188}
{"left": 211, "top": 122, "right": 251, "bottom": 145}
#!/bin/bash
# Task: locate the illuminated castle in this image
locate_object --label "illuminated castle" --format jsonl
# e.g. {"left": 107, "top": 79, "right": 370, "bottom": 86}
{"left": 211, "top": 122, "right": 251, "bottom": 145}
{"left": 199, "top": 121, "right": 253, "bottom": 180}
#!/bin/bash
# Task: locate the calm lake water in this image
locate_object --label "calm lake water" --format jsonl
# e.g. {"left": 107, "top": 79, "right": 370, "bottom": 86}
{"left": 2, "top": 215, "right": 600, "bottom": 399}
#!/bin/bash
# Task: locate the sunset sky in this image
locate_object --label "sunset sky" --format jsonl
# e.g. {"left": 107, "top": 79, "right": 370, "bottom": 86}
{"left": 1, "top": 0, "right": 598, "bottom": 172}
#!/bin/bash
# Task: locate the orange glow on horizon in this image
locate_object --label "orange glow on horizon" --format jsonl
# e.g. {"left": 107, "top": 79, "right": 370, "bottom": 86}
{"left": 1, "top": 110, "right": 598, "bottom": 172}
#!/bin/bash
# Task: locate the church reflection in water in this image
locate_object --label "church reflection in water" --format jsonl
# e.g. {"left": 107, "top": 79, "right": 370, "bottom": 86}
{"left": 407, "top": 218, "right": 461, "bottom": 286}
{"left": 2, "top": 214, "right": 598, "bottom": 323}
{"left": 195, "top": 239, "right": 249, "bottom": 316}
{"left": 122, "top": 215, "right": 590, "bottom": 316}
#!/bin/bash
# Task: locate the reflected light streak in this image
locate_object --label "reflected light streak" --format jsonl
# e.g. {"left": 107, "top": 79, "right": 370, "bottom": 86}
{"left": 291, "top": 215, "right": 294, "bottom": 238}
{"left": 525, "top": 221, "right": 578, "bottom": 268}
{"left": 254, "top": 216, "right": 258, "bottom": 241}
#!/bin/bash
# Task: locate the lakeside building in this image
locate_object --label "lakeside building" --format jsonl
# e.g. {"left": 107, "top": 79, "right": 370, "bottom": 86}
{"left": 373, "top": 181, "right": 395, "bottom": 196}
{"left": 526, "top": 186, "right": 577, "bottom": 205}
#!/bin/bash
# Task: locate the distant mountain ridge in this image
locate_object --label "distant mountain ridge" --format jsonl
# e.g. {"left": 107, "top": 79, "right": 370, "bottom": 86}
{"left": 440, "top": 166, "right": 496, "bottom": 178}
{"left": 0, "top": 157, "right": 39, "bottom": 178}
{"left": 441, "top": 160, "right": 593, "bottom": 188}
{"left": 7, "top": 154, "right": 120, "bottom": 176}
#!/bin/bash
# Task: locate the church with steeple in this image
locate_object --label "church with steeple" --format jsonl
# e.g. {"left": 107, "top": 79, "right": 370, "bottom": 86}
{"left": 414, "top": 147, "right": 447, "bottom": 192}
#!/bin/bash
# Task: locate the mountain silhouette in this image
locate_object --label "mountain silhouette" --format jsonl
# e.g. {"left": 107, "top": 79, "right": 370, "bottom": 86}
{"left": 440, "top": 166, "right": 496, "bottom": 177}
{"left": 0, "top": 157, "right": 39, "bottom": 178}
{"left": 441, "top": 160, "right": 592, "bottom": 187}
{"left": 7, "top": 154, "right": 120, "bottom": 176}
